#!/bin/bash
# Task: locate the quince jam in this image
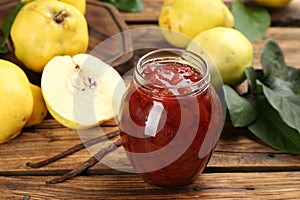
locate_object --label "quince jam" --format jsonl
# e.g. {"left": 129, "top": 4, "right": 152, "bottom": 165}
{"left": 119, "top": 49, "right": 223, "bottom": 187}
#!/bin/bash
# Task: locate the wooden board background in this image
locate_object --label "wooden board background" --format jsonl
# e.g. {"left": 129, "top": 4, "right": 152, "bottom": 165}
{"left": 0, "top": 0, "right": 300, "bottom": 199}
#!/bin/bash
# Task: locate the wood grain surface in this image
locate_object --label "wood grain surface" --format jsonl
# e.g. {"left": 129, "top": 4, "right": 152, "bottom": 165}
{"left": 121, "top": 0, "right": 300, "bottom": 26}
{"left": 0, "top": 0, "right": 300, "bottom": 199}
{"left": 1, "top": 172, "right": 300, "bottom": 199}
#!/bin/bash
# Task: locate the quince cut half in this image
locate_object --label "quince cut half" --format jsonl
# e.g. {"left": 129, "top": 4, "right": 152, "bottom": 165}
{"left": 41, "top": 54, "right": 126, "bottom": 129}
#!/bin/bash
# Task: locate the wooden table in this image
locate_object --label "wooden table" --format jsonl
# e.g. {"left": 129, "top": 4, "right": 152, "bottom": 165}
{"left": 1, "top": 0, "right": 300, "bottom": 199}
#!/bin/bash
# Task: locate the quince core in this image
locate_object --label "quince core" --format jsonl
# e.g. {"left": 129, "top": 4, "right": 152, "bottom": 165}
{"left": 41, "top": 54, "right": 126, "bottom": 129}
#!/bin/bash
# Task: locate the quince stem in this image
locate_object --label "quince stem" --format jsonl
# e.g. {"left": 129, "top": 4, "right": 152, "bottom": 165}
{"left": 54, "top": 10, "right": 67, "bottom": 24}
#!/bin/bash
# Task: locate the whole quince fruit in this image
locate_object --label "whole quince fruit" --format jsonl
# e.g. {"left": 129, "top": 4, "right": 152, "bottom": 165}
{"left": 11, "top": 0, "right": 89, "bottom": 73}
{"left": 41, "top": 54, "right": 126, "bottom": 129}
{"left": 253, "top": 0, "right": 292, "bottom": 8}
{"left": 0, "top": 59, "right": 33, "bottom": 144}
{"left": 187, "top": 27, "right": 253, "bottom": 86}
{"left": 21, "top": 0, "right": 86, "bottom": 14}
{"left": 159, "top": 0, "right": 234, "bottom": 47}
{"left": 25, "top": 83, "right": 48, "bottom": 127}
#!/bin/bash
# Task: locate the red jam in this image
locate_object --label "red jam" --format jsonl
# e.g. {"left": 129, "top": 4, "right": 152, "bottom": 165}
{"left": 119, "top": 49, "right": 223, "bottom": 187}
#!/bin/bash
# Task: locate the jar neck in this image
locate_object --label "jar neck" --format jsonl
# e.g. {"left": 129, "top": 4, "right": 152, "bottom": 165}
{"left": 134, "top": 48, "right": 210, "bottom": 98}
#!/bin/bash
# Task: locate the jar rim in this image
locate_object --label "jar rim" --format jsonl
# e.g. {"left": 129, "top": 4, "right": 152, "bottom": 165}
{"left": 135, "top": 48, "right": 210, "bottom": 95}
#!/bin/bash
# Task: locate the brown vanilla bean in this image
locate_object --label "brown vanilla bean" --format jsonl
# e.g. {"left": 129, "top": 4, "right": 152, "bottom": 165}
{"left": 26, "top": 130, "right": 120, "bottom": 168}
{"left": 45, "top": 139, "right": 123, "bottom": 184}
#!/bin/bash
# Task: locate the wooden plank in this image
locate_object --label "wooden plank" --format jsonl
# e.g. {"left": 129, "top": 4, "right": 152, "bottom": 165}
{"left": 252, "top": 27, "right": 300, "bottom": 69}
{"left": 0, "top": 119, "right": 133, "bottom": 175}
{"left": 126, "top": 25, "right": 300, "bottom": 69}
{"left": 0, "top": 172, "right": 299, "bottom": 199}
{"left": 121, "top": 0, "right": 162, "bottom": 22}
{"left": 121, "top": 0, "right": 300, "bottom": 26}
{"left": 1, "top": 118, "right": 299, "bottom": 176}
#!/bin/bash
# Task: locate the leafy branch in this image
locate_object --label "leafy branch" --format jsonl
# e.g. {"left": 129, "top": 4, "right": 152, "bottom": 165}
{"left": 224, "top": 39, "right": 300, "bottom": 154}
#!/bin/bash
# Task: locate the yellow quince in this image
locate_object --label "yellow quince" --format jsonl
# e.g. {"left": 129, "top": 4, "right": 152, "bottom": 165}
{"left": 0, "top": 59, "right": 33, "bottom": 143}
{"left": 25, "top": 83, "right": 48, "bottom": 127}
{"left": 187, "top": 27, "right": 253, "bottom": 86}
{"left": 11, "top": 0, "right": 89, "bottom": 73}
{"left": 159, "top": 0, "right": 234, "bottom": 47}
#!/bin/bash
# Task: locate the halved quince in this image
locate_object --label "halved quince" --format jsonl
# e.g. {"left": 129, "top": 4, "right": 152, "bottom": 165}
{"left": 41, "top": 54, "right": 126, "bottom": 129}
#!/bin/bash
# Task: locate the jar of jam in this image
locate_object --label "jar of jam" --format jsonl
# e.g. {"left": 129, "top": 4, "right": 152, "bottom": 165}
{"left": 118, "top": 48, "right": 224, "bottom": 187}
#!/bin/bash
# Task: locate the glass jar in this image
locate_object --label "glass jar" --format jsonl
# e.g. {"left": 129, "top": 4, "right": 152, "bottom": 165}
{"left": 118, "top": 48, "right": 224, "bottom": 187}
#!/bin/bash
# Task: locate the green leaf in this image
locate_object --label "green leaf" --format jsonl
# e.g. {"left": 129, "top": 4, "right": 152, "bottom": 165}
{"left": 225, "top": 39, "right": 300, "bottom": 154}
{"left": 260, "top": 39, "right": 300, "bottom": 94}
{"left": 0, "top": 2, "right": 24, "bottom": 53}
{"left": 230, "top": 0, "right": 271, "bottom": 42}
{"left": 261, "top": 39, "right": 288, "bottom": 79}
{"left": 100, "top": 0, "right": 144, "bottom": 12}
{"left": 245, "top": 67, "right": 265, "bottom": 95}
{"left": 266, "top": 77, "right": 300, "bottom": 101}
{"left": 248, "top": 98, "right": 300, "bottom": 154}
{"left": 245, "top": 67, "right": 257, "bottom": 92}
{"left": 259, "top": 80, "right": 300, "bottom": 134}
{"left": 259, "top": 39, "right": 300, "bottom": 132}
{"left": 223, "top": 85, "right": 256, "bottom": 127}
{"left": 286, "top": 65, "right": 300, "bottom": 90}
